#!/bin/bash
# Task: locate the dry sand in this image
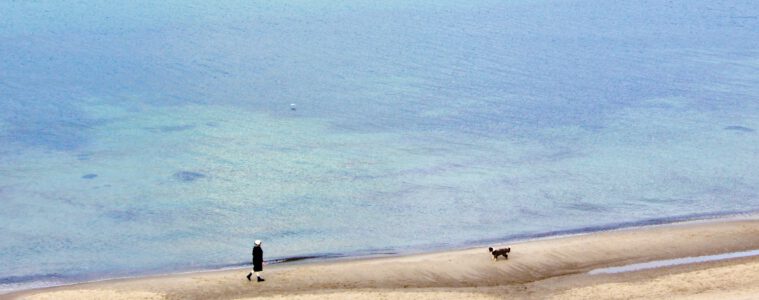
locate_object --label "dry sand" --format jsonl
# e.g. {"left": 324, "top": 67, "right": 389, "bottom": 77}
{"left": 6, "top": 217, "right": 759, "bottom": 299}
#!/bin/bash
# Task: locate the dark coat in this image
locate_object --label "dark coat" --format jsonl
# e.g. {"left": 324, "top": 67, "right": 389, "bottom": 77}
{"left": 252, "top": 245, "right": 263, "bottom": 271}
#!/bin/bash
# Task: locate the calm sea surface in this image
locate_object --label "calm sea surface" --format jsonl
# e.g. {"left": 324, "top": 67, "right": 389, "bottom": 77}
{"left": 2, "top": 0, "right": 759, "bottom": 292}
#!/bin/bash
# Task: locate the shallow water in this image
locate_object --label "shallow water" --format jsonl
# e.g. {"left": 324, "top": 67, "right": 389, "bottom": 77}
{"left": 1, "top": 0, "right": 759, "bottom": 292}
{"left": 589, "top": 249, "right": 759, "bottom": 275}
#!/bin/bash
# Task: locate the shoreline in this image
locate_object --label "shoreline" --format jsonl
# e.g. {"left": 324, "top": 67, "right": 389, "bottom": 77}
{"left": 6, "top": 213, "right": 759, "bottom": 299}
{"left": 3, "top": 209, "right": 757, "bottom": 295}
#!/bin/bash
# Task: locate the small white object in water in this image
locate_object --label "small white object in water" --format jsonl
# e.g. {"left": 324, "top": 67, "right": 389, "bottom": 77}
{"left": 290, "top": 103, "right": 296, "bottom": 111}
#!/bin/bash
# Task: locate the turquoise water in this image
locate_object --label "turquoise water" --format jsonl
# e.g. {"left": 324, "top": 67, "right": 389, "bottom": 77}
{"left": 2, "top": 0, "right": 759, "bottom": 292}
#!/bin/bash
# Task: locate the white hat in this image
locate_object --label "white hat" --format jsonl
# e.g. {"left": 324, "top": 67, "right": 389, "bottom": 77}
{"left": 255, "top": 240, "right": 261, "bottom": 246}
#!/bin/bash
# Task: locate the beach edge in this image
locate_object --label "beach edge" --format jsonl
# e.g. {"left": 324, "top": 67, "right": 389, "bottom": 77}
{"left": 6, "top": 214, "right": 759, "bottom": 299}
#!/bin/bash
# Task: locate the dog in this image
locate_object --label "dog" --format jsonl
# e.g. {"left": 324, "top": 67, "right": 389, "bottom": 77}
{"left": 488, "top": 247, "right": 510, "bottom": 261}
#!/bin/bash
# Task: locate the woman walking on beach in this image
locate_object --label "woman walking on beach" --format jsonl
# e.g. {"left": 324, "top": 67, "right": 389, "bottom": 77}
{"left": 246, "top": 240, "right": 265, "bottom": 282}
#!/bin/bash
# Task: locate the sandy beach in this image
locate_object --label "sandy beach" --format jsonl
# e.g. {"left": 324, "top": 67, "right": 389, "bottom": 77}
{"left": 6, "top": 216, "right": 759, "bottom": 300}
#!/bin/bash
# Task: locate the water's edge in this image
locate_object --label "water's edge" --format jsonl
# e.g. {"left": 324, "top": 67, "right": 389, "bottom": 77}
{"left": 589, "top": 248, "right": 759, "bottom": 275}
{"left": 3, "top": 209, "right": 757, "bottom": 295}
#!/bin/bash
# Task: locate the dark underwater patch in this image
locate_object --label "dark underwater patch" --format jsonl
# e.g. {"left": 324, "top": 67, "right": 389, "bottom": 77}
{"left": 268, "top": 253, "right": 346, "bottom": 264}
{"left": 76, "top": 152, "right": 93, "bottom": 161}
{"left": 724, "top": 125, "right": 754, "bottom": 132}
{"left": 160, "top": 125, "right": 195, "bottom": 132}
{"left": 173, "top": 171, "right": 206, "bottom": 182}
{"left": 563, "top": 202, "right": 611, "bottom": 213}
{"left": 2, "top": 100, "right": 104, "bottom": 152}
{"left": 81, "top": 173, "right": 98, "bottom": 179}
{"left": 103, "top": 209, "right": 139, "bottom": 222}
{"left": 639, "top": 197, "right": 693, "bottom": 205}
{"left": 146, "top": 125, "right": 196, "bottom": 133}
{"left": 7, "top": 123, "right": 89, "bottom": 151}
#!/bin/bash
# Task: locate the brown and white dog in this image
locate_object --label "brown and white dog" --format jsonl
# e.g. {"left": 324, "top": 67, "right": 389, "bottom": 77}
{"left": 488, "top": 247, "right": 510, "bottom": 261}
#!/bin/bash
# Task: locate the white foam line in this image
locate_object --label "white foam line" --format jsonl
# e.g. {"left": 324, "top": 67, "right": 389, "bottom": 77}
{"left": 589, "top": 249, "right": 759, "bottom": 275}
